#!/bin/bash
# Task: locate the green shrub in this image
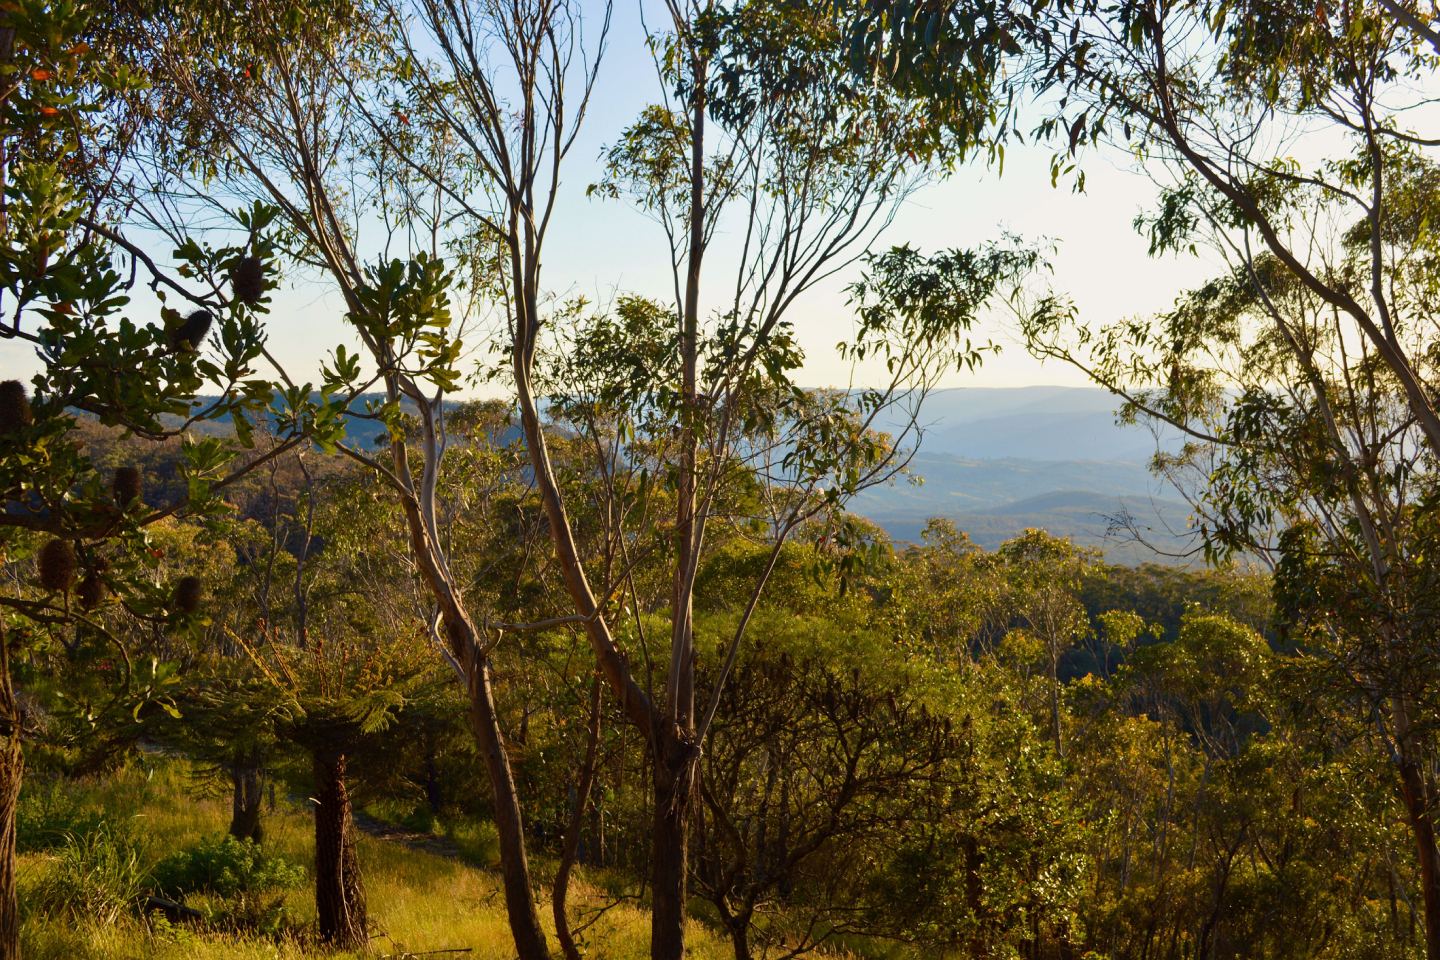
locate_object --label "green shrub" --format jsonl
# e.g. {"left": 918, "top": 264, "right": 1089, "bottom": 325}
{"left": 150, "top": 834, "right": 304, "bottom": 899}
{"left": 203, "top": 893, "right": 299, "bottom": 938}
{"left": 28, "top": 824, "right": 148, "bottom": 924}
{"left": 398, "top": 803, "right": 440, "bottom": 835}
{"left": 444, "top": 818, "right": 500, "bottom": 867}
{"left": 363, "top": 798, "right": 441, "bottom": 835}
{"left": 17, "top": 780, "right": 106, "bottom": 852}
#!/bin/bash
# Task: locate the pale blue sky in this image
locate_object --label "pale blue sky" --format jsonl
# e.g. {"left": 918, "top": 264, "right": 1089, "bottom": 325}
{"left": 0, "top": 0, "right": 1219, "bottom": 393}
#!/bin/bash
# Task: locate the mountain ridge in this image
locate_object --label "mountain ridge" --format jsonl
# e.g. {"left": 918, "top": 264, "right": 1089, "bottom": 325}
{"left": 179, "top": 385, "right": 1192, "bottom": 562}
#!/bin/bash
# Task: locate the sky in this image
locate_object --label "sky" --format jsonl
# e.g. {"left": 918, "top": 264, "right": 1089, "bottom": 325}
{"left": 0, "top": 0, "right": 1222, "bottom": 394}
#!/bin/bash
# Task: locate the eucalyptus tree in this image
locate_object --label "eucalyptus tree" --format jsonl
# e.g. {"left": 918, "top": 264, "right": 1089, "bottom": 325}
{"left": 693, "top": 600, "right": 961, "bottom": 960}
{"left": 841, "top": 0, "right": 1440, "bottom": 952}
{"left": 118, "top": 1, "right": 576, "bottom": 954}
{"left": 997, "top": 530, "right": 1097, "bottom": 757}
{"left": 847, "top": 0, "right": 1440, "bottom": 456}
{"left": 168, "top": 2, "right": 1029, "bottom": 953}
{"left": 481, "top": 4, "right": 1029, "bottom": 946}
{"left": 527, "top": 240, "right": 1031, "bottom": 954}
{"left": 129, "top": 1, "right": 1027, "bottom": 955}
{"left": 1016, "top": 152, "right": 1440, "bottom": 956}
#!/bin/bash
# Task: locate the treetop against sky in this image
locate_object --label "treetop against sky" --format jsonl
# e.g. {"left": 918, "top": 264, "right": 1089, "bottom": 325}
{"left": 0, "top": 0, "right": 1215, "bottom": 396}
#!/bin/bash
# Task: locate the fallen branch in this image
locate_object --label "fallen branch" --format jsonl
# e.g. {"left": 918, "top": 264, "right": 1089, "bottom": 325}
{"left": 142, "top": 895, "right": 204, "bottom": 924}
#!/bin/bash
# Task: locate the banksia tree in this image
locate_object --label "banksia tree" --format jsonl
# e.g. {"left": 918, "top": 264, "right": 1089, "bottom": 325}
{"left": 0, "top": 12, "right": 323, "bottom": 960}
{"left": 112, "top": 466, "right": 142, "bottom": 507}
{"left": 38, "top": 539, "right": 77, "bottom": 593}
{"left": 231, "top": 255, "right": 265, "bottom": 306}
{"left": 0, "top": 380, "right": 33, "bottom": 434}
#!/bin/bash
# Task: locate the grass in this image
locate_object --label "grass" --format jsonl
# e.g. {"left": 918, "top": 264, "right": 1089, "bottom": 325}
{"left": 17, "top": 759, "right": 739, "bottom": 959}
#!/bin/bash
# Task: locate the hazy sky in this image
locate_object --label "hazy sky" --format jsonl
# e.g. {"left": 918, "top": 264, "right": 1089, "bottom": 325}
{"left": 0, "top": 0, "right": 1221, "bottom": 393}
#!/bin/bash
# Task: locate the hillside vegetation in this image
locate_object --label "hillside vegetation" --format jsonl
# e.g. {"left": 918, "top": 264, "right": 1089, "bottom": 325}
{"left": 3, "top": 0, "right": 1440, "bottom": 958}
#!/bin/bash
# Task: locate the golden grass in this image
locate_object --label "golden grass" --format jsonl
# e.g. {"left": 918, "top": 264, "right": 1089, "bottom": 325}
{"left": 18, "top": 760, "right": 737, "bottom": 959}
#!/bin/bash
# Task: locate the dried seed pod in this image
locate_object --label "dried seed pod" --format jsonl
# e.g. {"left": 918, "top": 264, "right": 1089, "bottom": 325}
{"left": 77, "top": 574, "right": 105, "bottom": 610}
{"left": 231, "top": 255, "right": 264, "bottom": 306}
{"left": 169, "top": 310, "right": 213, "bottom": 352}
{"left": 173, "top": 575, "right": 202, "bottom": 614}
{"left": 0, "top": 380, "right": 33, "bottom": 433}
{"left": 38, "top": 539, "right": 76, "bottom": 593}
{"left": 112, "top": 466, "right": 141, "bottom": 507}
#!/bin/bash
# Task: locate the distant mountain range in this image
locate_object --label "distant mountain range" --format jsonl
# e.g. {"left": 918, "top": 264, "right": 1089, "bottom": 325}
{"left": 182, "top": 385, "right": 1198, "bottom": 563}
{"left": 852, "top": 387, "right": 1196, "bottom": 562}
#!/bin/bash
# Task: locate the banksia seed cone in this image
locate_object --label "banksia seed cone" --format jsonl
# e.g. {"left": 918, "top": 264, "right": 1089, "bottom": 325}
{"left": 0, "top": 380, "right": 33, "bottom": 433}
{"left": 78, "top": 574, "right": 105, "bottom": 610}
{"left": 173, "top": 575, "right": 202, "bottom": 614}
{"left": 231, "top": 255, "right": 264, "bottom": 306}
{"left": 169, "top": 310, "right": 213, "bottom": 351}
{"left": 113, "top": 466, "right": 141, "bottom": 507}
{"left": 38, "top": 539, "right": 76, "bottom": 592}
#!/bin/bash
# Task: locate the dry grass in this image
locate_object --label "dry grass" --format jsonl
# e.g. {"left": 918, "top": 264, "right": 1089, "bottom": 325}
{"left": 17, "top": 760, "right": 736, "bottom": 959}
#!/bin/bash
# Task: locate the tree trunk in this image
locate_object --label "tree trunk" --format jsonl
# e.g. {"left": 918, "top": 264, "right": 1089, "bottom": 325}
{"left": 1049, "top": 651, "right": 1065, "bottom": 759}
{"left": 728, "top": 918, "right": 752, "bottom": 960}
{"left": 1398, "top": 745, "right": 1440, "bottom": 960}
{"left": 718, "top": 902, "right": 754, "bottom": 960}
{"left": 554, "top": 677, "right": 602, "bottom": 960}
{"left": 312, "top": 750, "right": 366, "bottom": 950}
{"left": 650, "top": 40, "right": 709, "bottom": 960}
{"left": 228, "top": 758, "right": 264, "bottom": 844}
{"left": 424, "top": 743, "right": 442, "bottom": 815}
{"left": 0, "top": 629, "right": 21, "bottom": 960}
{"left": 651, "top": 731, "right": 695, "bottom": 960}
{"left": 465, "top": 655, "right": 552, "bottom": 960}
{"left": 388, "top": 426, "right": 553, "bottom": 960}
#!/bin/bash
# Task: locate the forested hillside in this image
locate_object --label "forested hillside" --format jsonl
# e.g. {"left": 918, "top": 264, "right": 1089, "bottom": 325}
{"left": 2, "top": 0, "right": 1439, "bottom": 958}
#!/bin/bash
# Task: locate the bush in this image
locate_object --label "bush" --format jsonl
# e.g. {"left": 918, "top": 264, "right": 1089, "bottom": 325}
{"left": 444, "top": 819, "right": 500, "bottom": 867}
{"left": 150, "top": 834, "right": 305, "bottom": 899}
{"left": 27, "top": 824, "right": 148, "bottom": 924}
{"left": 363, "top": 798, "right": 440, "bottom": 835}
{"left": 203, "top": 893, "right": 299, "bottom": 938}
{"left": 398, "top": 803, "right": 440, "bottom": 835}
{"left": 17, "top": 780, "right": 106, "bottom": 852}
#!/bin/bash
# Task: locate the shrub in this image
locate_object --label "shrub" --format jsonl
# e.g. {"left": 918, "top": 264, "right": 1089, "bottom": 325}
{"left": 17, "top": 780, "right": 106, "bottom": 852}
{"left": 150, "top": 834, "right": 305, "bottom": 899}
{"left": 28, "top": 825, "right": 148, "bottom": 924}
{"left": 363, "top": 798, "right": 440, "bottom": 835}
{"left": 204, "top": 893, "right": 299, "bottom": 938}
{"left": 444, "top": 819, "right": 500, "bottom": 867}
{"left": 399, "top": 803, "right": 440, "bottom": 835}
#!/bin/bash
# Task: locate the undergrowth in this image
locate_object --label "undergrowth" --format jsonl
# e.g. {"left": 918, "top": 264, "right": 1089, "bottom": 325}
{"left": 17, "top": 758, "right": 740, "bottom": 959}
